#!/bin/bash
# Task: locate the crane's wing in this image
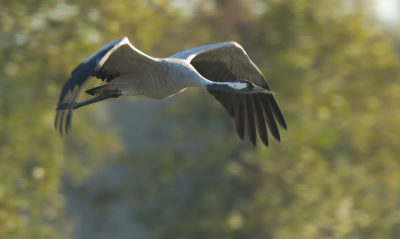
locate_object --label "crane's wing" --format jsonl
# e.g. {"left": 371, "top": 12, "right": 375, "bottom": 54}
{"left": 55, "top": 37, "right": 157, "bottom": 135}
{"left": 170, "top": 42, "right": 286, "bottom": 146}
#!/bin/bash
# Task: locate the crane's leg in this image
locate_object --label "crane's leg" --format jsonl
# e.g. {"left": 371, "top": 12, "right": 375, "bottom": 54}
{"left": 56, "top": 90, "right": 121, "bottom": 110}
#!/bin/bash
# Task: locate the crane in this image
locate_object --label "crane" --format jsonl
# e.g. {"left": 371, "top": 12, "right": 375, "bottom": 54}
{"left": 55, "top": 37, "right": 286, "bottom": 146}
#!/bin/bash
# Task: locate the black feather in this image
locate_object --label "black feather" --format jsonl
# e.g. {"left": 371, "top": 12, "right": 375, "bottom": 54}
{"left": 65, "top": 109, "right": 73, "bottom": 135}
{"left": 267, "top": 95, "right": 287, "bottom": 129}
{"left": 58, "top": 109, "right": 66, "bottom": 136}
{"left": 260, "top": 94, "right": 280, "bottom": 141}
{"left": 233, "top": 96, "right": 245, "bottom": 140}
{"left": 243, "top": 95, "right": 256, "bottom": 146}
{"left": 252, "top": 95, "right": 268, "bottom": 146}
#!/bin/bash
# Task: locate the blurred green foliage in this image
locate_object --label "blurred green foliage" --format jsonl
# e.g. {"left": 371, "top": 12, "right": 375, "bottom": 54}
{"left": 1, "top": 0, "right": 400, "bottom": 239}
{"left": 0, "top": 0, "right": 179, "bottom": 238}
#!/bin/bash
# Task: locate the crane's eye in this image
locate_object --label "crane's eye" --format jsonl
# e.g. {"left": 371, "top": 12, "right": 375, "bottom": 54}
{"left": 246, "top": 82, "right": 253, "bottom": 88}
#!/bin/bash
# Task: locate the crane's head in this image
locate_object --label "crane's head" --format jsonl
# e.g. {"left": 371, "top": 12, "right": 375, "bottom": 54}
{"left": 224, "top": 80, "right": 275, "bottom": 95}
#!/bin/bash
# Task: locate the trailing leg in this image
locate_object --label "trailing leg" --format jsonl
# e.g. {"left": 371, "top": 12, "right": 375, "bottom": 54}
{"left": 56, "top": 90, "right": 121, "bottom": 110}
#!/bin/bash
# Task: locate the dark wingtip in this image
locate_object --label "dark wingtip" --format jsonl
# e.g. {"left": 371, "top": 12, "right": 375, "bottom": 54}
{"left": 58, "top": 110, "right": 65, "bottom": 137}
{"left": 274, "top": 125, "right": 282, "bottom": 142}
{"left": 267, "top": 95, "right": 287, "bottom": 130}
{"left": 236, "top": 126, "right": 245, "bottom": 141}
{"left": 54, "top": 100, "right": 76, "bottom": 136}
{"left": 252, "top": 95, "right": 269, "bottom": 147}
{"left": 244, "top": 96, "right": 257, "bottom": 147}
{"left": 65, "top": 110, "right": 73, "bottom": 135}
{"left": 54, "top": 110, "right": 60, "bottom": 129}
{"left": 55, "top": 103, "right": 69, "bottom": 110}
{"left": 234, "top": 97, "right": 245, "bottom": 141}
{"left": 280, "top": 119, "right": 288, "bottom": 130}
{"left": 259, "top": 95, "right": 281, "bottom": 142}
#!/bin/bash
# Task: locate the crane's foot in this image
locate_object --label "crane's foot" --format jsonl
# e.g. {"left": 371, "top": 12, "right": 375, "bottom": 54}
{"left": 55, "top": 90, "right": 121, "bottom": 111}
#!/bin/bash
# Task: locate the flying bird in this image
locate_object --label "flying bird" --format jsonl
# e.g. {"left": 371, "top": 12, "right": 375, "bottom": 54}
{"left": 55, "top": 37, "right": 286, "bottom": 146}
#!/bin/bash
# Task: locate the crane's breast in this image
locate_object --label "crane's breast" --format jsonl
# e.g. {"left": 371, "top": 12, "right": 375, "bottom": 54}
{"left": 109, "top": 61, "right": 190, "bottom": 100}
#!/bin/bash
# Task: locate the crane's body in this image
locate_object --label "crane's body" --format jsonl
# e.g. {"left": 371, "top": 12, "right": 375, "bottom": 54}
{"left": 91, "top": 58, "right": 208, "bottom": 99}
{"left": 55, "top": 37, "right": 287, "bottom": 147}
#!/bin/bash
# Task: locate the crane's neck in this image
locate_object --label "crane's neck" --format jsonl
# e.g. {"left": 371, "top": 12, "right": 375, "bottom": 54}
{"left": 192, "top": 74, "right": 246, "bottom": 93}
{"left": 206, "top": 82, "right": 241, "bottom": 91}
{"left": 171, "top": 59, "right": 246, "bottom": 93}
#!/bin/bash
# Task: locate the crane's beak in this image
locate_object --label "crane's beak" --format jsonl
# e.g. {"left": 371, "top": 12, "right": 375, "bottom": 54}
{"left": 255, "top": 86, "right": 275, "bottom": 95}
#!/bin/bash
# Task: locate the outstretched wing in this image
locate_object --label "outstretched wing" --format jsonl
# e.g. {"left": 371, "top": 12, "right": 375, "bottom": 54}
{"left": 55, "top": 37, "right": 157, "bottom": 135}
{"left": 170, "top": 42, "right": 286, "bottom": 147}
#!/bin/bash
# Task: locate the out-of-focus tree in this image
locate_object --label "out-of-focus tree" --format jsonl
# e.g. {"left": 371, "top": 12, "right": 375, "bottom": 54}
{"left": 3, "top": 0, "right": 400, "bottom": 238}
{"left": 0, "top": 0, "right": 183, "bottom": 238}
{"left": 119, "top": 0, "right": 400, "bottom": 239}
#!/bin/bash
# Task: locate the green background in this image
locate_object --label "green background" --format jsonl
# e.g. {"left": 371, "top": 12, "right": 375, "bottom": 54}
{"left": 1, "top": 0, "right": 400, "bottom": 238}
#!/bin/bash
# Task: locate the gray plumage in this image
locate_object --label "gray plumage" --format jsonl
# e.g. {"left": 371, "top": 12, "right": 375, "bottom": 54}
{"left": 55, "top": 37, "right": 286, "bottom": 147}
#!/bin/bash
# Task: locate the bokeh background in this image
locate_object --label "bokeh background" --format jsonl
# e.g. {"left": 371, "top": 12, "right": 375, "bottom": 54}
{"left": 2, "top": 0, "right": 400, "bottom": 238}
